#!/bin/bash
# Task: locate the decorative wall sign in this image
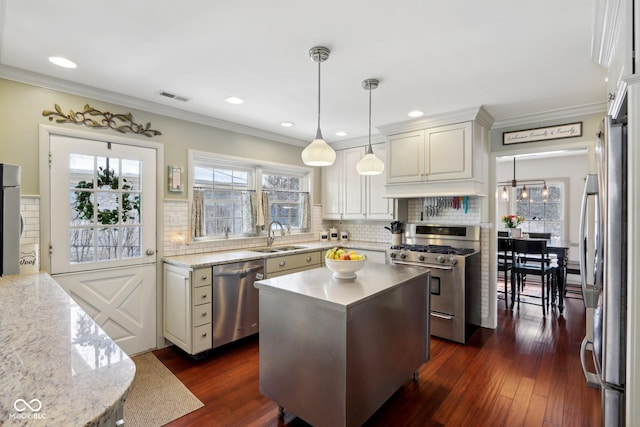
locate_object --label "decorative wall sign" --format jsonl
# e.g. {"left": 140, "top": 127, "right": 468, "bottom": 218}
{"left": 42, "top": 104, "right": 162, "bottom": 137}
{"left": 503, "top": 122, "right": 582, "bottom": 145}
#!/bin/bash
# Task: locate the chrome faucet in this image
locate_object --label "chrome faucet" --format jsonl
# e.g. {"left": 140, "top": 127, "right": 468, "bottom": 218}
{"left": 267, "top": 220, "right": 285, "bottom": 247}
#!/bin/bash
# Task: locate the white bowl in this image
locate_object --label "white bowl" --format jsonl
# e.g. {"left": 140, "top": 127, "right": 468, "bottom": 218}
{"left": 325, "top": 256, "right": 366, "bottom": 280}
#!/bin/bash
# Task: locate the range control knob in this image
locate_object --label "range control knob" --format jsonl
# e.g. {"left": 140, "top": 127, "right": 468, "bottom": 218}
{"left": 390, "top": 252, "right": 397, "bottom": 258}
{"left": 449, "top": 257, "right": 458, "bottom": 266}
{"left": 436, "top": 255, "right": 445, "bottom": 264}
{"left": 400, "top": 252, "right": 407, "bottom": 259}
{"left": 418, "top": 255, "right": 425, "bottom": 261}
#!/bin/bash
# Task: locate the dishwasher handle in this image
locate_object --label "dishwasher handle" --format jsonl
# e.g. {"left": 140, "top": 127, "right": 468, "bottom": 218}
{"left": 214, "top": 265, "right": 264, "bottom": 278}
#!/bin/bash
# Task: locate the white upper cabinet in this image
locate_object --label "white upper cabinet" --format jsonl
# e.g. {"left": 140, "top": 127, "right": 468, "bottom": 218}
{"left": 387, "top": 122, "right": 473, "bottom": 184}
{"left": 379, "top": 106, "right": 493, "bottom": 197}
{"left": 322, "top": 145, "right": 394, "bottom": 220}
{"left": 592, "top": 0, "right": 635, "bottom": 117}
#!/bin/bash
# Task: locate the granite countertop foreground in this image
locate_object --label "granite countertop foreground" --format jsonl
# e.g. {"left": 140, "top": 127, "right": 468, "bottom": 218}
{"left": 0, "top": 273, "right": 135, "bottom": 426}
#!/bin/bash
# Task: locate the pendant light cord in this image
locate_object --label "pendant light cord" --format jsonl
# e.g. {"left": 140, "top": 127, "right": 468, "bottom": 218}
{"left": 317, "top": 60, "right": 321, "bottom": 134}
{"left": 367, "top": 85, "right": 373, "bottom": 153}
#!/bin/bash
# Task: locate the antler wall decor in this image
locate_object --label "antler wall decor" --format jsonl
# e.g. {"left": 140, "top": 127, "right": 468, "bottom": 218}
{"left": 42, "top": 104, "right": 162, "bottom": 137}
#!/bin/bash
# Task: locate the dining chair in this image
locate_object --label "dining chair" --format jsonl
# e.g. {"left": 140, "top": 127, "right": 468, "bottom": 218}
{"left": 527, "top": 232, "right": 551, "bottom": 240}
{"left": 497, "top": 238, "right": 512, "bottom": 307}
{"left": 511, "top": 239, "right": 557, "bottom": 316}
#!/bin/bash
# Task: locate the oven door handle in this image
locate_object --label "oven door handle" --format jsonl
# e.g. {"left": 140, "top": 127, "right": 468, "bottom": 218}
{"left": 393, "top": 260, "right": 455, "bottom": 270}
{"left": 431, "top": 312, "right": 454, "bottom": 320}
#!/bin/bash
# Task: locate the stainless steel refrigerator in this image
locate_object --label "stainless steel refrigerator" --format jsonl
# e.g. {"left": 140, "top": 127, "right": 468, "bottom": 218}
{"left": 580, "top": 116, "right": 627, "bottom": 425}
{"left": 0, "top": 164, "right": 21, "bottom": 276}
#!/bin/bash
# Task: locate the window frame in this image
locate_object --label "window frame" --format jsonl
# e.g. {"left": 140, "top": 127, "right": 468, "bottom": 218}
{"left": 187, "top": 150, "right": 313, "bottom": 242}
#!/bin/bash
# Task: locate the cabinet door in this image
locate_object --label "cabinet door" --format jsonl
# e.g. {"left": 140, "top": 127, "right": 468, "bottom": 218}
{"left": 343, "top": 147, "right": 366, "bottom": 219}
{"left": 366, "top": 144, "right": 394, "bottom": 219}
{"left": 387, "top": 131, "right": 425, "bottom": 183}
{"left": 322, "top": 150, "right": 344, "bottom": 219}
{"left": 426, "top": 122, "right": 472, "bottom": 181}
{"left": 163, "top": 264, "right": 191, "bottom": 353}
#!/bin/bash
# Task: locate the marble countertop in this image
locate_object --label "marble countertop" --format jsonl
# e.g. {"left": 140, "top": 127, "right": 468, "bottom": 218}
{"left": 163, "top": 240, "right": 390, "bottom": 269}
{"left": 0, "top": 273, "right": 135, "bottom": 426}
{"left": 254, "top": 263, "right": 430, "bottom": 310}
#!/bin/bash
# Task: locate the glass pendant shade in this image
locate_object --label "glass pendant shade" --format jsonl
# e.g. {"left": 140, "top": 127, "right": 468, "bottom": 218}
{"left": 356, "top": 149, "right": 385, "bottom": 175}
{"left": 301, "top": 130, "right": 336, "bottom": 166}
{"left": 501, "top": 186, "right": 509, "bottom": 201}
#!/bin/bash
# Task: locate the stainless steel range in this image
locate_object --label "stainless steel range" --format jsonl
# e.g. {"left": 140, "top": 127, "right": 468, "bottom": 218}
{"left": 387, "top": 224, "right": 481, "bottom": 344}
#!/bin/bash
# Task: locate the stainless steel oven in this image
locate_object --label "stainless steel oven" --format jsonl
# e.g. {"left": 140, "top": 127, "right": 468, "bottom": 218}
{"left": 387, "top": 224, "right": 481, "bottom": 344}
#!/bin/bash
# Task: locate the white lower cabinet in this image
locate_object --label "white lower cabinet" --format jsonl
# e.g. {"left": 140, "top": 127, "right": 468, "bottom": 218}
{"left": 264, "top": 251, "right": 322, "bottom": 278}
{"left": 163, "top": 263, "right": 212, "bottom": 355}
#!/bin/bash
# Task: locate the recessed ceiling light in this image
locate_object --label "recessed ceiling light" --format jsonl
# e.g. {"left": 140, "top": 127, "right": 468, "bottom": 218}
{"left": 335, "top": 131, "right": 348, "bottom": 137}
{"left": 408, "top": 110, "right": 424, "bottom": 118}
{"left": 280, "top": 122, "right": 295, "bottom": 127}
{"left": 226, "top": 96, "right": 245, "bottom": 104}
{"left": 48, "top": 56, "right": 77, "bottom": 69}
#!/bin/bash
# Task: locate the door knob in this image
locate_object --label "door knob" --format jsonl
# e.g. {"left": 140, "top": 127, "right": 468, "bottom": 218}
{"left": 146, "top": 249, "right": 155, "bottom": 255}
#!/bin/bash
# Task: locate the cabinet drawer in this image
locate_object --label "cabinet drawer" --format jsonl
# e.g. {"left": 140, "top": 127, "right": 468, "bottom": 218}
{"left": 193, "top": 324, "right": 212, "bottom": 354}
{"left": 193, "top": 303, "right": 212, "bottom": 327}
{"left": 265, "top": 251, "right": 321, "bottom": 274}
{"left": 193, "top": 285, "right": 212, "bottom": 305}
{"left": 192, "top": 267, "right": 212, "bottom": 288}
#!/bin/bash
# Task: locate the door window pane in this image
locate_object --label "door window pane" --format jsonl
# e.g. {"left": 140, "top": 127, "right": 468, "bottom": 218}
{"left": 68, "top": 153, "right": 143, "bottom": 264}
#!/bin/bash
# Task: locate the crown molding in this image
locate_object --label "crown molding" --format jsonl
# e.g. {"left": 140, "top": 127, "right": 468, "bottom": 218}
{"left": 492, "top": 102, "right": 607, "bottom": 129}
{"left": 0, "top": 64, "right": 307, "bottom": 147}
{"left": 377, "top": 106, "right": 494, "bottom": 136}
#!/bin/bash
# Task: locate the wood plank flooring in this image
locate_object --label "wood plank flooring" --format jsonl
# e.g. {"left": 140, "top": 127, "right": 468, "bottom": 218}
{"left": 154, "top": 294, "right": 601, "bottom": 427}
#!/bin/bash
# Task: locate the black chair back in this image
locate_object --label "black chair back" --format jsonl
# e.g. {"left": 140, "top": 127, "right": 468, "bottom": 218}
{"left": 498, "top": 231, "right": 509, "bottom": 237}
{"left": 527, "top": 232, "right": 551, "bottom": 240}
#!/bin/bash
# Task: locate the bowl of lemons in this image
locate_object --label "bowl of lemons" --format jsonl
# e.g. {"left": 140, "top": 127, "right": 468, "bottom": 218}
{"left": 325, "top": 247, "right": 366, "bottom": 280}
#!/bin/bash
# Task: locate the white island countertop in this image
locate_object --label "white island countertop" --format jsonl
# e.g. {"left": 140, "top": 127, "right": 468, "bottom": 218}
{"left": 255, "top": 262, "right": 429, "bottom": 309}
{"left": 0, "top": 273, "right": 135, "bottom": 426}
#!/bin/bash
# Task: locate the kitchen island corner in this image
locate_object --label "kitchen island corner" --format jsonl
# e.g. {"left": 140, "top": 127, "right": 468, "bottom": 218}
{"left": 254, "top": 262, "right": 430, "bottom": 427}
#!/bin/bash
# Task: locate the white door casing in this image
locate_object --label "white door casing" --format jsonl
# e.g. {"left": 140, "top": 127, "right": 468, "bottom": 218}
{"left": 44, "top": 130, "right": 159, "bottom": 355}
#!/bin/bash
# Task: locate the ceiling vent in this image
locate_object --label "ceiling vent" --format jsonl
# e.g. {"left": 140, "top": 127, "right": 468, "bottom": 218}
{"left": 157, "top": 90, "right": 190, "bottom": 102}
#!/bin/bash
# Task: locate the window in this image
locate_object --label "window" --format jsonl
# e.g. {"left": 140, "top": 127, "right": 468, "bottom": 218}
{"left": 515, "top": 182, "right": 564, "bottom": 245}
{"left": 189, "top": 150, "right": 311, "bottom": 241}
{"left": 262, "top": 171, "right": 307, "bottom": 231}
{"left": 193, "top": 165, "right": 251, "bottom": 236}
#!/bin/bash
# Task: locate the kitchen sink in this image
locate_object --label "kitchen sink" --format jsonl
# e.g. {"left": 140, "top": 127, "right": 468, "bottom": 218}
{"left": 248, "top": 246, "right": 305, "bottom": 253}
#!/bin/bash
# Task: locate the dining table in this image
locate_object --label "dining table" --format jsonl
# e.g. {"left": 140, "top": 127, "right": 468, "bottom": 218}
{"left": 499, "top": 236, "right": 570, "bottom": 313}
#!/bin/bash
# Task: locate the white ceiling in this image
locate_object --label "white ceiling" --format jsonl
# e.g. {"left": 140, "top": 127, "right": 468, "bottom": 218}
{"left": 0, "top": 0, "right": 607, "bottom": 146}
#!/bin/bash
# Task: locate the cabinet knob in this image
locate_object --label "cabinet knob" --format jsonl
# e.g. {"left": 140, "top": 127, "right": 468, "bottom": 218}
{"left": 279, "top": 261, "right": 286, "bottom": 267}
{"left": 201, "top": 294, "right": 207, "bottom": 298}
{"left": 306, "top": 256, "right": 312, "bottom": 262}
{"left": 202, "top": 332, "right": 207, "bottom": 337}
{"left": 202, "top": 312, "right": 207, "bottom": 317}
{"left": 201, "top": 276, "right": 208, "bottom": 281}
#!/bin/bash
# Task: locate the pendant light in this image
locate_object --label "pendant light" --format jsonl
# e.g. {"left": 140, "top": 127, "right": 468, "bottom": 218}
{"left": 356, "top": 79, "right": 385, "bottom": 175}
{"left": 301, "top": 46, "right": 336, "bottom": 167}
{"left": 498, "top": 157, "right": 548, "bottom": 200}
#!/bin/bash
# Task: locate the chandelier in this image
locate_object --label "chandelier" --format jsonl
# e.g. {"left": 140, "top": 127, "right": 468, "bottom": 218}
{"left": 498, "top": 157, "right": 548, "bottom": 201}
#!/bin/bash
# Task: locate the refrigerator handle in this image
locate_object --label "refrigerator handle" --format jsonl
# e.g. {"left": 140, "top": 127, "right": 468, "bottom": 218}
{"left": 580, "top": 336, "right": 602, "bottom": 388}
{"left": 579, "top": 175, "right": 599, "bottom": 308}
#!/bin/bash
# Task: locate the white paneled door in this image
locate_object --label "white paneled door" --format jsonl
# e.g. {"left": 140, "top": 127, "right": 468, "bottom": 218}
{"left": 48, "top": 134, "right": 157, "bottom": 355}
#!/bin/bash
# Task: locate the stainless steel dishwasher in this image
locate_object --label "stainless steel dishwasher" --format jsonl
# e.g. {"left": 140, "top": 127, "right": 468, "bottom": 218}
{"left": 211, "top": 259, "right": 264, "bottom": 348}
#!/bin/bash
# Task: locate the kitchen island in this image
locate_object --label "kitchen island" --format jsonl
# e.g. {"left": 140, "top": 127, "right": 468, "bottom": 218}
{"left": 0, "top": 273, "right": 135, "bottom": 426}
{"left": 255, "top": 263, "right": 430, "bottom": 427}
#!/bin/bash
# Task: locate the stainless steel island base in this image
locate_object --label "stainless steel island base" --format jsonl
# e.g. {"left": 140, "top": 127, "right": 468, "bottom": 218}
{"left": 255, "top": 263, "right": 430, "bottom": 427}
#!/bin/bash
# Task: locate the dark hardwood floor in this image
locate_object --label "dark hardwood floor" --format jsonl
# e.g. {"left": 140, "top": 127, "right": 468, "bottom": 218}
{"left": 154, "top": 291, "right": 601, "bottom": 427}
